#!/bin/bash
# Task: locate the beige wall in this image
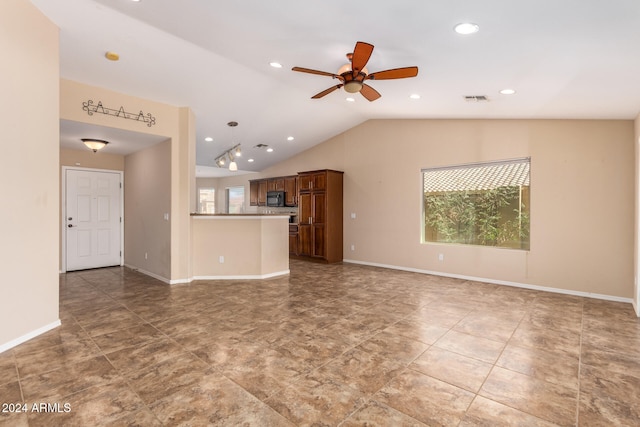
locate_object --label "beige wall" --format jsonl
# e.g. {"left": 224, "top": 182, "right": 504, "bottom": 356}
{"left": 634, "top": 114, "right": 640, "bottom": 313}
{"left": 219, "top": 119, "right": 635, "bottom": 299}
{"left": 191, "top": 216, "right": 289, "bottom": 278}
{"left": 60, "top": 147, "right": 125, "bottom": 171}
{"left": 60, "top": 80, "right": 196, "bottom": 282}
{"left": 0, "top": 0, "right": 60, "bottom": 350}
{"left": 124, "top": 140, "right": 172, "bottom": 279}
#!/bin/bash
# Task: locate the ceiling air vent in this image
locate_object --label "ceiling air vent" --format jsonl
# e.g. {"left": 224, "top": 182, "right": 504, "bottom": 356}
{"left": 464, "top": 95, "right": 489, "bottom": 102}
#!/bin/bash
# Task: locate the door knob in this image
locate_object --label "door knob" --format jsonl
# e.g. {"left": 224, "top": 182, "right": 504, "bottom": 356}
{"left": 67, "top": 224, "right": 74, "bottom": 228}
{"left": 68, "top": 217, "right": 72, "bottom": 220}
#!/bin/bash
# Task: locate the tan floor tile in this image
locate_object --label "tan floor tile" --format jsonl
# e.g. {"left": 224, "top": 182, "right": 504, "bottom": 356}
{"left": 27, "top": 379, "right": 145, "bottom": 427}
{"left": 580, "top": 343, "right": 640, "bottom": 379}
{"left": 150, "top": 371, "right": 294, "bottom": 426}
{"left": 356, "top": 330, "right": 429, "bottom": 364}
{"left": 264, "top": 374, "right": 365, "bottom": 426}
{"left": 410, "top": 346, "right": 493, "bottom": 393}
{"left": 317, "top": 348, "right": 406, "bottom": 395}
{"left": 341, "top": 399, "right": 428, "bottom": 426}
{"left": 90, "top": 322, "right": 165, "bottom": 354}
{"left": 460, "top": 395, "right": 559, "bottom": 427}
{"left": 0, "top": 352, "right": 17, "bottom": 387}
{"left": 15, "top": 338, "right": 102, "bottom": 378}
{"left": 127, "top": 352, "right": 213, "bottom": 405}
{"left": 578, "top": 364, "right": 640, "bottom": 426}
{"left": 509, "top": 321, "right": 581, "bottom": 359}
{"left": 479, "top": 366, "right": 577, "bottom": 425}
{"left": 20, "top": 355, "right": 120, "bottom": 402}
{"left": 376, "top": 369, "right": 475, "bottom": 426}
{"left": 104, "top": 338, "right": 185, "bottom": 375}
{"left": 434, "top": 330, "right": 505, "bottom": 363}
{"left": 496, "top": 343, "right": 579, "bottom": 390}
{"left": 383, "top": 319, "right": 449, "bottom": 345}
{"left": 0, "top": 381, "right": 23, "bottom": 425}
{"left": 8, "top": 263, "right": 638, "bottom": 425}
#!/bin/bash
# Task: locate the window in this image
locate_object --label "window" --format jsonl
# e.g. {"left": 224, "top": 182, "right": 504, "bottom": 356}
{"left": 198, "top": 188, "right": 215, "bottom": 213}
{"left": 422, "top": 158, "right": 530, "bottom": 250}
{"left": 226, "top": 186, "right": 245, "bottom": 214}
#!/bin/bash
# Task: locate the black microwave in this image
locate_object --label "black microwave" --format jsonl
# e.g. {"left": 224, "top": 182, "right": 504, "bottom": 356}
{"left": 266, "top": 191, "right": 285, "bottom": 207}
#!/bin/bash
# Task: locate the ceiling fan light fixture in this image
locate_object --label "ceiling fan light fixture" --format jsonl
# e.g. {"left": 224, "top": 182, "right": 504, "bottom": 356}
{"left": 81, "top": 138, "right": 109, "bottom": 152}
{"left": 344, "top": 81, "right": 363, "bottom": 93}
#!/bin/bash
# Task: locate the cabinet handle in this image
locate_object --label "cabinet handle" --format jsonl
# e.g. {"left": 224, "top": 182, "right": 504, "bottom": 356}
{"left": 309, "top": 216, "right": 312, "bottom": 224}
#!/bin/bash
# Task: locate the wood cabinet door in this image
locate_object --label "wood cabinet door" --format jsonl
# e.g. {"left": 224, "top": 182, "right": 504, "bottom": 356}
{"left": 297, "top": 224, "right": 311, "bottom": 256}
{"left": 312, "top": 224, "right": 325, "bottom": 258}
{"left": 284, "top": 176, "right": 297, "bottom": 206}
{"left": 289, "top": 233, "right": 298, "bottom": 255}
{"left": 249, "top": 181, "right": 259, "bottom": 206}
{"left": 311, "top": 192, "right": 325, "bottom": 224}
{"left": 312, "top": 172, "right": 326, "bottom": 191}
{"left": 298, "top": 192, "right": 311, "bottom": 224}
{"left": 298, "top": 174, "right": 312, "bottom": 192}
{"left": 257, "top": 180, "right": 267, "bottom": 206}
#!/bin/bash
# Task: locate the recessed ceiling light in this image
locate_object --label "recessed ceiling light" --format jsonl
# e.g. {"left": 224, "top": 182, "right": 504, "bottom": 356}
{"left": 454, "top": 23, "right": 479, "bottom": 35}
{"left": 287, "top": 136, "right": 294, "bottom": 141}
{"left": 500, "top": 88, "right": 516, "bottom": 95}
{"left": 105, "top": 51, "right": 120, "bottom": 61}
{"left": 346, "top": 97, "right": 355, "bottom": 102}
{"left": 248, "top": 158, "right": 254, "bottom": 163}
{"left": 269, "top": 62, "right": 283, "bottom": 68}
{"left": 266, "top": 148, "right": 274, "bottom": 153}
{"left": 409, "top": 94, "right": 421, "bottom": 100}
{"left": 204, "top": 137, "right": 213, "bottom": 142}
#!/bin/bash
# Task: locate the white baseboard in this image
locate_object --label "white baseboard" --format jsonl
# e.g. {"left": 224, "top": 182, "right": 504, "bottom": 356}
{"left": 0, "top": 319, "right": 61, "bottom": 354}
{"left": 193, "top": 269, "right": 290, "bottom": 281}
{"left": 124, "top": 264, "right": 290, "bottom": 284}
{"left": 123, "top": 264, "right": 173, "bottom": 284}
{"left": 343, "top": 259, "right": 635, "bottom": 306}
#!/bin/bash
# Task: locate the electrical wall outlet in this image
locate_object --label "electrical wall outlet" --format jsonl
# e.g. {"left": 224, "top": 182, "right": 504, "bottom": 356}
{"left": 351, "top": 244, "right": 355, "bottom": 251}
{"left": 219, "top": 255, "right": 225, "bottom": 263}
{"left": 438, "top": 253, "right": 444, "bottom": 262}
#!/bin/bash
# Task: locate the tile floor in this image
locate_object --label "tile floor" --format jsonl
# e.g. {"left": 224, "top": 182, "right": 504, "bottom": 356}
{"left": 1, "top": 260, "right": 639, "bottom": 426}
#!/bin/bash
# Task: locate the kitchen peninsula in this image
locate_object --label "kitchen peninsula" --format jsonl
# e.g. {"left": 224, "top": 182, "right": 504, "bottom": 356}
{"left": 190, "top": 214, "right": 290, "bottom": 279}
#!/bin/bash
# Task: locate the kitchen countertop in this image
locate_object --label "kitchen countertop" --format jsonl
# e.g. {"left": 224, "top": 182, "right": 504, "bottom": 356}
{"left": 190, "top": 213, "right": 289, "bottom": 217}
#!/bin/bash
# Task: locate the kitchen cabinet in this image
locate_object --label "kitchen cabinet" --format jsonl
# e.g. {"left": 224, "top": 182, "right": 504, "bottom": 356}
{"left": 250, "top": 179, "right": 268, "bottom": 206}
{"left": 297, "top": 169, "right": 343, "bottom": 263}
{"left": 250, "top": 176, "right": 298, "bottom": 207}
{"left": 289, "top": 224, "right": 299, "bottom": 255}
{"left": 284, "top": 175, "right": 297, "bottom": 206}
{"left": 267, "top": 177, "right": 285, "bottom": 192}
{"left": 249, "top": 180, "right": 259, "bottom": 206}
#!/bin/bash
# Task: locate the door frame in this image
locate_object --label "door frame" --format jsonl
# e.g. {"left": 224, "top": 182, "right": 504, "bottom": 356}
{"left": 61, "top": 166, "right": 124, "bottom": 273}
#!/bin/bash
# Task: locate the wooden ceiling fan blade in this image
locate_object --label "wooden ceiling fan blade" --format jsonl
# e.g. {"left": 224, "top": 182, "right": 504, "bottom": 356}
{"left": 360, "top": 84, "right": 381, "bottom": 102}
{"left": 292, "top": 67, "right": 339, "bottom": 78}
{"left": 367, "top": 66, "right": 419, "bottom": 80}
{"left": 351, "top": 41, "right": 374, "bottom": 73}
{"left": 311, "top": 84, "right": 343, "bottom": 99}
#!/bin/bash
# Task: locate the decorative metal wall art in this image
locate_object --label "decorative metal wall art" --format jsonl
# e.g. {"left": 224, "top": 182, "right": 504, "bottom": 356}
{"left": 82, "top": 100, "right": 156, "bottom": 127}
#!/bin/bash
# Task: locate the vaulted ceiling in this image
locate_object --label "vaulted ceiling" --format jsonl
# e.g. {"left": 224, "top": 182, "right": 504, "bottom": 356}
{"left": 32, "top": 0, "right": 640, "bottom": 176}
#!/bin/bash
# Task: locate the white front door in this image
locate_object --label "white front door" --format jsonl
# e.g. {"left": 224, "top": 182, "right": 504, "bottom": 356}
{"left": 65, "top": 169, "right": 122, "bottom": 271}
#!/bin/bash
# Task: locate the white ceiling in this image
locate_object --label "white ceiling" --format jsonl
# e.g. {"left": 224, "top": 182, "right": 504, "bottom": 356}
{"left": 32, "top": 0, "right": 640, "bottom": 177}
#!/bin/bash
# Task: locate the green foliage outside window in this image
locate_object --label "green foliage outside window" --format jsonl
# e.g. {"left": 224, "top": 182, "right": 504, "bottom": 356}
{"left": 422, "top": 159, "right": 530, "bottom": 250}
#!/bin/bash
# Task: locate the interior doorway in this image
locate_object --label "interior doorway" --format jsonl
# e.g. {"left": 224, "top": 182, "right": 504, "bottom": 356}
{"left": 62, "top": 167, "right": 123, "bottom": 272}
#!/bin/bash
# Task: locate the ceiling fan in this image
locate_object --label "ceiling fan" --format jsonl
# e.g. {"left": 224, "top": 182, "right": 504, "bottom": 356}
{"left": 292, "top": 41, "right": 418, "bottom": 102}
